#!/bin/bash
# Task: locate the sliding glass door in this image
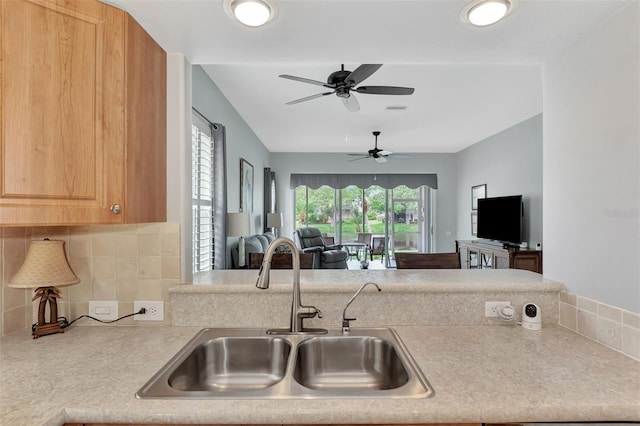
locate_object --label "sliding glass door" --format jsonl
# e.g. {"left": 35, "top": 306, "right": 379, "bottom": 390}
{"left": 389, "top": 186, "right": 431, "bottom": 263}
{"left": 295, "top": 184, "right": 433, "bottom": 268}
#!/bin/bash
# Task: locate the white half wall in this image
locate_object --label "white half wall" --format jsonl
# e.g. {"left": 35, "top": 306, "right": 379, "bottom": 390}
{"left": 166, "top": 53, "right": 193, "bottom": 283}
{"left": 543, "top": 2, "right": 640, "bottom": 312}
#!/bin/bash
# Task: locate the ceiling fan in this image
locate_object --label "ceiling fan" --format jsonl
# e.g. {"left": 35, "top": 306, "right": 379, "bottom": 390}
{"left": 348, "top": 131, "right": 405, "bottom": 163}
{"left": 279, "top": 64, "right": 414, "bottom": 112}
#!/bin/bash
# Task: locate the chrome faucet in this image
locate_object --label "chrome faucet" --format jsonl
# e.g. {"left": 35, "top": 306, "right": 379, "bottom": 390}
{"left": 256, "top": 237, "right": 326, "bottom": 335}
{"left": 342, "top": 282, "right": 382, "bottom": 334}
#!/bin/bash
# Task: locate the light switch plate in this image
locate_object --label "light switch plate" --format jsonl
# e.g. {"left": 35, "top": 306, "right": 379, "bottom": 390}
{"left": 89, "top": 301, "right": 119, "bottom": 321}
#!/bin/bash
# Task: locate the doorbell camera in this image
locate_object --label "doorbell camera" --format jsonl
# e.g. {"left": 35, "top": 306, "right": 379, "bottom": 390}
{"left": 521, "top": 303, "right": 542, "bottom": 331}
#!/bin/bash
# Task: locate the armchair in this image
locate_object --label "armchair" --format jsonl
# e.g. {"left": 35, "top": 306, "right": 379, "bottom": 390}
{"left": 294, "top": 227, "right": 348, "bottom": 269}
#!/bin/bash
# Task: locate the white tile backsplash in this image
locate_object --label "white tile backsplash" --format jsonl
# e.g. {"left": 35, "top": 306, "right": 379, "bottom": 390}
{"left": 561, "top": 291, "right": 640, "bottom": 361}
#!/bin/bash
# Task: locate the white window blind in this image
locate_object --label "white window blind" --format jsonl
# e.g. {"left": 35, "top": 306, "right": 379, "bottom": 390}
{"left": 192, "top": 113, "right": 215, "bottom": 273}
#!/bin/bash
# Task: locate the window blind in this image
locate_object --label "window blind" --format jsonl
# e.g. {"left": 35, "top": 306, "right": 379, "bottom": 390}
{"left": 192, "top": 113, "right": 215, "bottom": 273}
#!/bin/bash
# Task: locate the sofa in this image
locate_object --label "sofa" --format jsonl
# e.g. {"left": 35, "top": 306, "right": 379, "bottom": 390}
{"left": 230, "top": 231, "right": 316, "bottom": 269}
{"left": 230, "top": 231, "right": 277, "bottom": 269}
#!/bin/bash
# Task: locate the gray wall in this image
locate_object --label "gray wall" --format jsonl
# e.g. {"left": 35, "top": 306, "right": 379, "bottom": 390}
{"left": 456, "top": 114, "right": 543, "bottom": 246}
{"left": 269, "top": 152, "right": 458, "bottom": 252}
{"left": 543, "top": 2, "right": 639, "bottom": 313}
{"left": 192, "top": 65, "right": 271, "bottom": 233}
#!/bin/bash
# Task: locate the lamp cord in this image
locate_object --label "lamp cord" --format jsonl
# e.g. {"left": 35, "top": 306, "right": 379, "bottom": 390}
{"left": 33, "top": 308, "right": 147, "bottom": 331}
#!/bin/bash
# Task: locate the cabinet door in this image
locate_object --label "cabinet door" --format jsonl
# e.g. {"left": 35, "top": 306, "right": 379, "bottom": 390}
{"left": 480, "top": 250, "right": 493, "bottom": 268}
{"left": 494, "top": 252, "right": 510, "bottom": 269}
{"left": 458, "top": 246, "right": 469, "bottom": 268}
{"left": 468, "top": 248, "right": 480, "bottom": 268}
{"left": 122, "top": 13, "right": 166, "bottom": 224}
{"left": 511, "top": 252, "right": 542, "bottom": 273}
{"left": 0, "top": 0, "right": 125, "bottom": 225}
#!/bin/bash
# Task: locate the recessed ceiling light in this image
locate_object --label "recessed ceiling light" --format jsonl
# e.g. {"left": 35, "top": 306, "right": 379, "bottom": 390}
{"left": 385, "top": 106, "right": 408, "bottom": 111}
{"left": 460, "top": 0, "right": 516, "bottom": 27}
{"left": 226, "top": 0, "right": 276, "bottom": 27}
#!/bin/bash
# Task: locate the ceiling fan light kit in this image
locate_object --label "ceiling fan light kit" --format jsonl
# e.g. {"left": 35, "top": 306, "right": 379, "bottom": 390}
{"left": 226, "top": 0, "right": 276, "bottom": 27}
{"left": 280, "top": 64, "right": 415, "bottom": 112}
{"left": 461, "top": 0, "right": 516, "bottom": 27}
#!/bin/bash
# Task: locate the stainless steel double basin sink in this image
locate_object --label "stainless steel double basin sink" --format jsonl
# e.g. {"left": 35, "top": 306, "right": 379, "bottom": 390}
{"left": 136, "top": 328, "right": 434, "bottom": 399}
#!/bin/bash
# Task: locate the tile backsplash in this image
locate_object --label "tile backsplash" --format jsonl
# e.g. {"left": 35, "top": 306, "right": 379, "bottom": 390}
{"left": 559, "top": 291, "right": 640, "bottom": 361}
{"left": 1, "top": 222, "right": 181, "bottom": 336}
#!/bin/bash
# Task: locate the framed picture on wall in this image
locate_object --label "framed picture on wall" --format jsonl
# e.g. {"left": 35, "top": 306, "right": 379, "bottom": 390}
{"left": 471, "top": 184, "right": 486, "bottom": 210}
{"left": 471, "top": 211, "right": 478, "bottom": 236}
{"left": 240, "top": 158, "right": 254, "bottom": 212}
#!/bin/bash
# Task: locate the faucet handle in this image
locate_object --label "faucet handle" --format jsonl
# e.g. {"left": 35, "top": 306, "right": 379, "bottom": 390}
{"left": 310, "top": 305, "right": 323, "bottom": 318}
{"left": 342, "top": 317, "right": 356, "bottom": 334}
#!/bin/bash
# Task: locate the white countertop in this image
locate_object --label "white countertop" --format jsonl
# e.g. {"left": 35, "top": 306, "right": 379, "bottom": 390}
{"left": 1, "top": 324, "right": 638, "bottom": 425}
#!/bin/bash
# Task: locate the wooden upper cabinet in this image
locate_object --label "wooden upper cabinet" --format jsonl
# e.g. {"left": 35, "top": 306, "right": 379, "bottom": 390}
{"left": 0, "top": 0, "right": 166, "bottom": 225}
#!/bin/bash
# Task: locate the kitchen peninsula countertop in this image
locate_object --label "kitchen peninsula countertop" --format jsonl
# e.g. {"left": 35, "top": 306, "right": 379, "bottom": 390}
{"left": 1, "top": 324, "right": 638, "bottom": 425}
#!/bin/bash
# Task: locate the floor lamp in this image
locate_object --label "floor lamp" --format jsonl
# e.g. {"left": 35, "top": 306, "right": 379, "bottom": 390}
{"left": 227, "top": 212, "right": 251, "bottom": 267}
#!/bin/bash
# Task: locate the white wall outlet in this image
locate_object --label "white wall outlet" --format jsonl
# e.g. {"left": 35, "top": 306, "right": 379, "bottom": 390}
{"left": 89, "top": 301, "right": 119, "bottom": 321}
{"left": 134, "top": 301, "right": 164, "bottom": 321}
{"left": 485, "top": 301, "right": 512, "bottom": 317}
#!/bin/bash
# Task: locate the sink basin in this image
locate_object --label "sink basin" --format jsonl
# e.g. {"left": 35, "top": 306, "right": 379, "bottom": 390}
{"left": 293, "top": 336, "right": 409, "bottom": 391}
{"left": 136, "top": 328, "right": 433, "bottom": 399}
{"left": 169, "top": 337, "right": 291, "bottom": 391}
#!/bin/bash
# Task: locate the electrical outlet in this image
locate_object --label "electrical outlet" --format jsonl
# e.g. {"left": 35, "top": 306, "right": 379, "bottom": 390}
{"left": 485, "top": 301, "right": 512, "bottom": 317}
{"left": 89, "top": 301, "right": 118, "bottom": 321}
{"left": 134, "top": 301, "right": 164, "bottom": 321}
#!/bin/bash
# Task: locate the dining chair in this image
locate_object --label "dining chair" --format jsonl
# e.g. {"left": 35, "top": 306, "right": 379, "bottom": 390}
{"left": 369, "top": 236, "right": 386, "bottom": 262}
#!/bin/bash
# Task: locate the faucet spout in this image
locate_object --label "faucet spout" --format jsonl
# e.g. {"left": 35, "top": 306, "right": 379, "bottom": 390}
{"left": 256, "top": 237, "right": 326, "bottom": 334}
{"left": 342, "top": 282, "right": 382, "bottom": 334}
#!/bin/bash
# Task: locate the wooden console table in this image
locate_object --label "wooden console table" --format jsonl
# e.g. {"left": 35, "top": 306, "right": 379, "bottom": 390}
{"left": 456, "top": 240, "right": 542, "bottom": 274}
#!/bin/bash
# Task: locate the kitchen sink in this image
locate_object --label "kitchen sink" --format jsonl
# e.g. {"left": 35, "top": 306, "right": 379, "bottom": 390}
{"left": 168, "top": 336, "right": 291, "bottom": 392}
{"left": 136, "top": 328, "right": 434, "bottom": 399}
{"left": 293, "top": 336, "right": 409, "bottom": 391}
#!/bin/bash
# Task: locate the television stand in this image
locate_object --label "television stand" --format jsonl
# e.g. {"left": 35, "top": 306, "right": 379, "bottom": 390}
{"left": 456, "top": 240, "right": 542, "bottom": 273}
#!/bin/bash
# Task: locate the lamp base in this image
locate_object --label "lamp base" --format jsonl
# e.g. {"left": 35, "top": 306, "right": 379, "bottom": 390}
{"left": 32, "top": 321, "right": 65, "bottom": 339}
{"left": 31, "top": 286, "right": 64, "bottom": 339}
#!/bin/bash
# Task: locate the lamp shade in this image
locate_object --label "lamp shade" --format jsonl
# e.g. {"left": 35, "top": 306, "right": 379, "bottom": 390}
{"left": 227, "top": 212, "right": 251, "bottom": 237}
{"left": 9, "top": 240, "right": 79, "bottom": 289}
{"left": 266, "top": 212, "right": 283, "bottom": 228}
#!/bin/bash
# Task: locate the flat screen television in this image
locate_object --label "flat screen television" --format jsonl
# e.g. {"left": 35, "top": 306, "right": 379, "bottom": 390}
{"left": 477, "top": 195, "right": 523, "bottom": 245}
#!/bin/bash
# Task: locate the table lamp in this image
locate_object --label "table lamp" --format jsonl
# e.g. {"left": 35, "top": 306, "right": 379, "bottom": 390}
{"left": 227, "top": 212, "right": 251, "bottom": 267}
{"left": 9, "top": 239, "right": 79, "bottom": 339}
{"left": 266, "top": 212, "right": 283, "bottom": 237}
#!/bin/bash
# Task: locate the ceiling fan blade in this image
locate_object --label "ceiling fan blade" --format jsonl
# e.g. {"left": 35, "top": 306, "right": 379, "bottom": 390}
{"left": 279, "top": 74, "right": 335, "bottom": 88}
{"left": 348, "top": 153, "right": 368, "bottom": 156}
{"left": 342, "top": 94, "right": 360, "bottom": 112}
{"left": 286, "top": 91, "right": 334, "bottom": 105}
{"left": 374, "top": 156, "right": 388, "bottom": 164}
{"left": 345, "top": 64, "right": 382, "bottom": 86}
{"left": 388, "top": 153, "right": 410, "bottom": 160}
{"left": 355, "top": 86, "right": 415, "bottom": 95}
{"left": 378, "top": 150, "right": 393, "bottom": 156}
{"left": 349, "top": 156, "right": 370, "bottom": 162}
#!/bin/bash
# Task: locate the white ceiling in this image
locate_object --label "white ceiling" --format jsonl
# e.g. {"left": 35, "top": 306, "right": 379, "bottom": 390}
{"left": 107, "top": 0, "right": 629, "bottom": 154}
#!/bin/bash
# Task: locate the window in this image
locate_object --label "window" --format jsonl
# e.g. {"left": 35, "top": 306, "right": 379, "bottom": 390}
{"left": 294, "top": 183, "right": 433, "bottom": 267}
{"left": 192, "top": 112, "right": 215, "bottom": 273}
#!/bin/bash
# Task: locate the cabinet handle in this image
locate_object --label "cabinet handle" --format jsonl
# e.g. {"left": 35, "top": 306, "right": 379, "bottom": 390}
{"left": 110, "top": 204, "right": 122, "bottom": 214}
